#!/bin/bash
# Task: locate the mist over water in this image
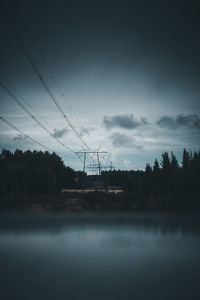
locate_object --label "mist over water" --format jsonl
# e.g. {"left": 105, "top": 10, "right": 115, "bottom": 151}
{"left": 0, "top": 213, "right": 200, "bottom": 300}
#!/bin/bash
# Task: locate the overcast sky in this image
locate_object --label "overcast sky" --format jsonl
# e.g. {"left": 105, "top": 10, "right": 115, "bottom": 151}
{"left": 0, "top": 0, "right": 200, "bottom": 170}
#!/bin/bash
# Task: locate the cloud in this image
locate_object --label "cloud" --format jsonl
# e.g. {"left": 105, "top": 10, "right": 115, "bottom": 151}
{"left": 13, "top": 134, "right": 33, "bottom": 146}
{"left": 109, "top": 132, "right": 142, "bottom": 149}
{"left": 157, "top": 114, "right": 200, "bottom": 130}
{"left": 13, "top": 134, "right": 25, "bottom": 141}
{"left": 103, "top": 114, "right": 149, "bottom": 130}
{"left": 156, "top": 116, "right": 177, "bottom": 129}
{"left": 123, "top": 158, "right": 133, "bottom": 168}
{"left": 79, "top": 126, "right": 96, "bottom": 137}
{"left": 176, "top": 114, "right": 200, "bottom": 129}
{"left": 52, "top": 128, "right": 68, "bottom": 138}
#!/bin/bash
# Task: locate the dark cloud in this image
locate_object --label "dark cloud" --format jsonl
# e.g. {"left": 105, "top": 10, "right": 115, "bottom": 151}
{"left": 103, "top": 114, "right": 149, "bottom": 130}
{"left": 156, "top": 116, "right": 177, "bottom": 129}
{"left": 13, "top": 134, "right": 25, "bottom": 141}
{"left": 52, "top": 128, "right": 68, "bottom": 138}
{"left": 13, "top": 135, "right": 33, "bottom": 146}
{"left": 109, "top": 132, "right": 142, "bottom": 149}
{"left": 157, "top": 114, "right": 200, "bottom": 130}
{"left": 176, "top": 114, "right": 200, "bottom": 130}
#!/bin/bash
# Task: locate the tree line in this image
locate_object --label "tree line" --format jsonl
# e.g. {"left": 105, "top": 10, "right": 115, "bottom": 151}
{"left": 102, "top": 149, "right": 200, "bottom": 209}
{"left": 0, "top": 148, "right": 200, "bottom": 210}
{"left": 0, "top": 149, "right": 79, "bottom": 198}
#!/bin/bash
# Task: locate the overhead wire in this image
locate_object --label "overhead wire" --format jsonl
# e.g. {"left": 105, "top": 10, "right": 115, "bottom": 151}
{"left": 7, "top": 24, "right": 112, "bottom": 170}
{"left": 0, "top": 81, "right": 83, "bottom": 162}
{"left": 9, "top": 25, "right": 93, "bottom": 153}
{"left": 0, "top": 115, "right": 53, "bottom": 152}
{"left": 34, "top": 49, "right": 102, "bottom": 163}
{"left": 0, "top": 115, "right": 80, "bottom": 163}
{"left": 36, "top": 49, "right": 91, "bottom": 137}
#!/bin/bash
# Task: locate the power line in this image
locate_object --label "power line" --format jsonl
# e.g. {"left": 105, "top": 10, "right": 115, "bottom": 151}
{"left": 0, "top": 115, "right": 53, "bottom": 152}
{"left": 76, "top": 151, "right": 108, "bottom": 175}
{"left": 10, "top": 26, "right": 92, "bottom": 152}
{"left": 0, "top": 115, "right": 80, "bottom": 162}
{"left": 49, "top": 74, "right": 92, "bottom": 137}
{"left": 7, "top": 24, "right": 107, "bottom": 167}
{"left": 36, "top": 49, "right": 92, "bottom": 137}
{"left": 0, "top": 81, "right": 84, "bottom": 162}
{"left": 40, "top": 70, "right": 99, "bottom": 163}
{"left": 36, "top": 51, "right": 103, "bottom": 153}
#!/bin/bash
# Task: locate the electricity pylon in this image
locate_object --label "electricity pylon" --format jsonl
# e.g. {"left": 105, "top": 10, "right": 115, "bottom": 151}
{"left": 87, "top": 161, "right": 114, "bottom": 173}
{"left": 75, "top": 151, "right": 108, "bottom": 175}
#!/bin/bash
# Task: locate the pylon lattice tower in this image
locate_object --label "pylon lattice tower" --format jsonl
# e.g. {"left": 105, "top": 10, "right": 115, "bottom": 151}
{"left": 75, "top": 151, "right": 108, "bottom": 175}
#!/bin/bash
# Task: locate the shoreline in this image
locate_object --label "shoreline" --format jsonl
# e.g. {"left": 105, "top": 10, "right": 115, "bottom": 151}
{"left": 1, "top": 192, "right": 200, "bottom": 213}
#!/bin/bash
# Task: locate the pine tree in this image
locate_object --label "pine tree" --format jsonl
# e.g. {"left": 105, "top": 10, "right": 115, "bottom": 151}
{"left": 171, "top": 152, "right": 179, "bottom": 170}
{"left": 182, "top": 148, "right": 190, "bottom": 170}
{"left": 153, "top": 159, "right": 160, "bottom": 173}
{"left": 161, "top": 152, "right": 171, "bottom": 171}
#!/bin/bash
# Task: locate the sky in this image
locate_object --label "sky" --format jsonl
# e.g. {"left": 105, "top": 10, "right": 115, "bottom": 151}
{"left": 0, "top": 0, "right": 200, "bottom": 171}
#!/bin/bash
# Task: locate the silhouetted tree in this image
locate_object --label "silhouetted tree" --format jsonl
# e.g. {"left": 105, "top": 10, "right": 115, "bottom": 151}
{"left": 0, "top": 148, "right": 200, "bottom": 210}
{"left": 153, "top": 159, "right": 160, "bottom": 173}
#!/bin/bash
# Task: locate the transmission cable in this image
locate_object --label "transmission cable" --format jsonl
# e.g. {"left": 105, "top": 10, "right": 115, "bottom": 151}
{"left": 10, "top": 26, "right": 92, "bottom": 152}
{"left": 36, "top": 49, "right": 92, "bottom": 137}
{"left": 0, "top": 115, "right": 53, "bottom": 152}
{"left": 0, "top": 81, "right": 83, "bottom": 162}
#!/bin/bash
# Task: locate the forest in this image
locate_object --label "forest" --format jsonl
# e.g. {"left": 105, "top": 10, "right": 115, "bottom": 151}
{"left": 102, "top": 149, "right": 200, "bottom": 210}
{"left": 0, "top": 148, "right": 200, "bottom": 211}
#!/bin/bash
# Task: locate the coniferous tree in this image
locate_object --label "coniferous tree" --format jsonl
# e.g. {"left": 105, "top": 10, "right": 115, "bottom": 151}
{"left": 182, "top": 148, "right": 190, "bottom": 170}
{"left": 171, "top": 152, "right": 179, "bottom": 170}
{"left": 153, "top": 159, "right": 160, "bottom": 173}
{"left": 0, "top": 148, "right": 200, "bottom": 210}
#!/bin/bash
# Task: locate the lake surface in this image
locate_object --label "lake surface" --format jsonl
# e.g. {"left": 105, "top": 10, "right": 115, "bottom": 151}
{"left": 0, "top": 212, "right": 200, "bottom": 300}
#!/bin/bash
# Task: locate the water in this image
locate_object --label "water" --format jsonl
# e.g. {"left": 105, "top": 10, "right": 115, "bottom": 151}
{"left": 0, "top": 213, "right": 200, "bottom": 300}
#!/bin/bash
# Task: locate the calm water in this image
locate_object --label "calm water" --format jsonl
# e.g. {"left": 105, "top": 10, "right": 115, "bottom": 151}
{"left": 0, "top": 212, "right": 200, "bottom": 300}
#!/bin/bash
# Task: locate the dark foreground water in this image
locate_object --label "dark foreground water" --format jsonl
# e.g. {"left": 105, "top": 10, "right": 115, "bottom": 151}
{"left": 0, "top": 213, "right": 200, "bottom": 300}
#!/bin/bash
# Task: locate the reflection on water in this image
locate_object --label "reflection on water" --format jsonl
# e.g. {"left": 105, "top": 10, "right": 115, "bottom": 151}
{"left": 0, "top": 213, "right": 200, "bottom": 300}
